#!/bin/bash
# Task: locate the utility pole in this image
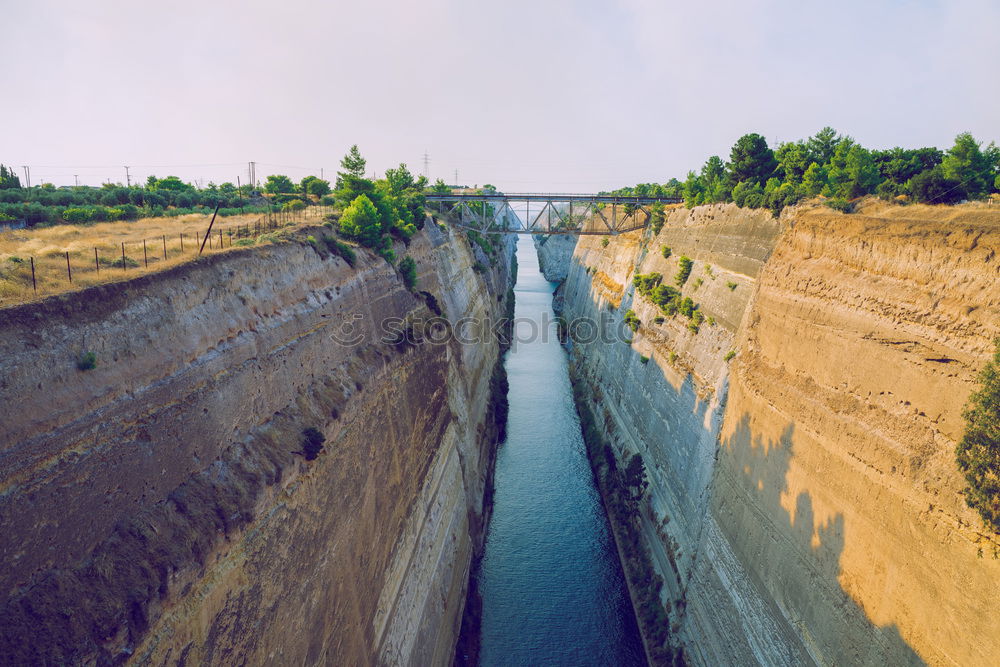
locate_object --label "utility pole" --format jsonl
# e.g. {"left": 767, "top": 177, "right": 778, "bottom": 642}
{"left": 454, "top": 169, "right": 458, "bottom": 186}
{"left": 423, "top": 151, "right": 429, "bottom": 179}
{"left": 74, "top": 174, "right": 79, "bottom": 187}
{"left": 21, "top": 166, "right": 30, "bottom": 188}
{"left": 320, "top": 167, "right": 324, "bottom": 180}
{"left": 124, "top": 166, "right": 131, "bottom": 187}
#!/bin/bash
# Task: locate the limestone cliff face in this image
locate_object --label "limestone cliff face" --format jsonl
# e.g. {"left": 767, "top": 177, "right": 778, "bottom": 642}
{"left": 554, "top": 201, "right": 1000, "bottom": 666}
{"left": 0, "top": 221, "right": 515, "bottom": 665}
{"left": 532, "top": 234, "right": 577, "bottom": 283}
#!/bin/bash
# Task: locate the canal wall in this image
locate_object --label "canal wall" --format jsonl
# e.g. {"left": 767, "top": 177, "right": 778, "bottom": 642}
{"left": 552, "top": 201, "right": 1000, "bottom": 665}
{"left": 0, "top": 220, "right": 516, "bottom": 664}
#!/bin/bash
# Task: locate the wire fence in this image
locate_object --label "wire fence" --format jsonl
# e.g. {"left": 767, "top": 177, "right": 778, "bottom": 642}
{"left": 0, "top": 205, "right": 332, "bottom": 306}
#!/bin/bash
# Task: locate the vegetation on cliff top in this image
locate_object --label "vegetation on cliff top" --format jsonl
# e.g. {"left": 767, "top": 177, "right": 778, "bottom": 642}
{"left": 609, "top": 128, "right": 999, "bottom": 216}
{"left": 957, "top": 339, "right": 1000, "bottom": 534}
{"left": 334, "top": 146, "right": 427, "bottom": 263}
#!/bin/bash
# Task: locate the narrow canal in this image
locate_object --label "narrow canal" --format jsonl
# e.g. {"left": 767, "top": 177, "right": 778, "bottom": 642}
{"left": 472, "top": 236, "right": 645, "bottom": 665}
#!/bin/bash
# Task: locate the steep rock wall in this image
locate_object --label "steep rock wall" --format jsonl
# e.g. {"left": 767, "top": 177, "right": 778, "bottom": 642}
{"left": 532, "top": 234, "right": 577, "bottom": 282}
{"left": 554, "top": 202, "right": 1000, "bottom": 665}
{"left": 0, "top": 221, "right": 515, "bottom": 665}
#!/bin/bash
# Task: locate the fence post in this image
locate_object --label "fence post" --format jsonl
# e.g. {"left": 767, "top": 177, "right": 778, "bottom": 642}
{"left": 180, "top": 233, "right": 184, "bottom": 252}
{"left": 30, "top": 257, "right": 36, "bottom": 293}
{"left": 199, "top": 203, "right": 221, "bottom": 255}
{"left": 65, "top": 251, "right": 72, "bottom": 283}
{"left": 122, "top": 242, "right": 127, "bottom": 271}
{"left": 143, "top": 239, "right": 148, "bottom": 267}
{"left": 219, "top": 229, "right": 223, "bottom": 248}
{"left": 162, "top": 235, "right": 167, "bottom": 260}
{"left": 95, "top": 248, "right": 99, "bottom": 275}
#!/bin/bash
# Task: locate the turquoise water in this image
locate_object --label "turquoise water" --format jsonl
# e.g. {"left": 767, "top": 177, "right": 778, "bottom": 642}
{"left": 475, "top": 237, "right": 645, "bottom": 666}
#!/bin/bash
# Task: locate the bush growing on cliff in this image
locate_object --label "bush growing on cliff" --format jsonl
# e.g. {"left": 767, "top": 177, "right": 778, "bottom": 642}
{"left": 661, "top": 245, "right": 672, "bottom": 259}
{"left": 956, "top": 339, "right": 1000, "bottom": 534}
{"left": 323, "top": 235, "right": 357, "bottom": 267}
{"left": 674, "top": 256, "right": 693, "bottom": 286}
{"left": 624, "top": 309, "right": 640, "bottom": 332}
{"left": 76, "top": 351, "right": 97, "bottom": 371}
{"left": 301, "top": 427, "right": 326, "bottom": 461}
{"left": 398, "top": 256, "right": 417, "bottom": 290}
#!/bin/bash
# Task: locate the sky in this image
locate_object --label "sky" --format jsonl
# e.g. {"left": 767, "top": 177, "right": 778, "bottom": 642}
{"left": 2, "top": 0, "right": 998, "bottom": 191}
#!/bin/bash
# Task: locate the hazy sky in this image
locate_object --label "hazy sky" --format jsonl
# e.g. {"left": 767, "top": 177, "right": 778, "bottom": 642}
{"left": 3, "top": 0, "right": 998, "bottom": 191}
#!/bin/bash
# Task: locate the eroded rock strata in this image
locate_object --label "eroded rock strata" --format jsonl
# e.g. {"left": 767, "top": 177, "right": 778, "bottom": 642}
{"left": 0, "top": 221, "right": 515, "bottom": 665}
{"left": 553, "top": 202, "right": 1000, "bottom": 666}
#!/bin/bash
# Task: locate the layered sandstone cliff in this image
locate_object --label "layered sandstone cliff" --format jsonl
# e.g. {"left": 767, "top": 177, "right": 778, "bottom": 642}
{"left": 554, "top": 201, "right": 1000, "bottom": 665}
{"left": 0, "top": 220, "right": 514, "bottom": 665}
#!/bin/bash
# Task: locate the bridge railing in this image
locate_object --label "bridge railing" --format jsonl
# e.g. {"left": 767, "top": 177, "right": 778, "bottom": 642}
{"left": 427, "top": 192, "right": 681, "bottom": 235}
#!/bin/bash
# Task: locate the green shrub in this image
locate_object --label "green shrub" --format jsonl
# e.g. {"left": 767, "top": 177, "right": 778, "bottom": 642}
{"left": 624, "top": 309, "right": 640, "bottom": 332}
{"left": 727, "top": 281, "right": 737, "bottom": 290}
{"left": 639, "top": 355, "right": 650, "bottom": 364}
{"left": 826, "top": 197, "right": 853, "bottom": 213}
{"left": 282, "top": 199, "right": 306, "bottom": 212}
{"left": 601, "top": 238, "right": 610, "bottom": 248}
{"left": 467, "top": 230, "right": 494, "bottom": 256}
{"left": 705, "top": 264, "right": 715, "bottom": 279}
{"left": 633, "top": 272, "right": 663, "bottom": 295}
{"left": 675, "top": 256, "right": 693, "bottom": 286}
{"left": 661, "top": 245, "right": 671, "bottom": 259}
{"left": 707, "top": 316, "right": 716, "bottom": 326}
{"left": 61, "top": 207, "right": 94, "bottom": 223}
{"left": 301, "top": 427, "right": 326, "bottom": 461}
{"left": 693, "top": 278, "right": 703, "bottom": 289}
{"left": 956, "top": 339, "right": 1000, "bottom": 533}
{"left": 654, "top": 316, "right": 665, "bottom": 324}
{"left": 7, "top": 256, "right": 23, "bottom": 264}
{"left": 110, "top": 256, "right": 140, "bottom": 269}
{"left": 724, "top": 350, "right": 736, "bottom": 362}
{"left": 323, "top": 236, "right": 356, "bottom": 267}
{"left": 306, "top": 235, "right": 318, "bottom": 246}
{"left": 234, "top": 238, "right": 256, "bottom": 247}
{"left": 399, "top": 256, "right": 417, "bottom": 290}
{"left": 669, "top": 351, "right": 678, "bottom": 364}
{"left": 77, "top": 352, "right": 97, "bottom": 371}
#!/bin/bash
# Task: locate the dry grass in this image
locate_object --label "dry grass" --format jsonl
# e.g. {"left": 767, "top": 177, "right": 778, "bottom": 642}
{"left": 0, "top": 206, "right": 331, "bottom": 306}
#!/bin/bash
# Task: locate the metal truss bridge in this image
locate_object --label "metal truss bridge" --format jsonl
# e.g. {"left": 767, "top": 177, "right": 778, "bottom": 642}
{"left": 425, "top": 192, "right": 682, "bottom": 235}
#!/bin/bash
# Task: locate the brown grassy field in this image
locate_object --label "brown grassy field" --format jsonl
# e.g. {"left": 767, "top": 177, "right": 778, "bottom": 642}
{"left": 0, "top": 206, "right": 331, "bottom": 306}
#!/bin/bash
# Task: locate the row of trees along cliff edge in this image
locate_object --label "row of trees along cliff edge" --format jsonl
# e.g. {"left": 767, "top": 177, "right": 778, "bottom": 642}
{"left": 0, "top": 165, "right": 342, "bottom": 227}
{"left": 607, "top": 128, "right": 1000, "bottom": 221}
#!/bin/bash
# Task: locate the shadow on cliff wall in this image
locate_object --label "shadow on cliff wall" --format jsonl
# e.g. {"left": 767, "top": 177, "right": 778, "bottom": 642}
{"left": 714, "top": 411, "right": 924, "bottom": 665}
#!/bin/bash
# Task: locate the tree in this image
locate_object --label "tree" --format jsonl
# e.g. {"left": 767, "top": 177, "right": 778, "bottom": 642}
{"left": 338, "top": 194, "right": 384, "bottom": 247}
{"left": 682, "top": 171, "right": 705, "bottom": 208}
{"left": 728, "top": 133, "right": 777, "bottom": 187}
{"left": 0, "top": 164, "right": 21, "bottom": 189}
{"left": 956, "top": 339, "right": 1000, "bottom": 534}
{"left": 942, "top": 132, "right": 993, "bottom": 199}
{"left": 264, "top": 174, "right": 296, "bottom": 194}
{"left": 910, "top": 166, "right": 965, "bottom": 204}
{"left": 150, "top": 175, "right": 193, "bottom": 191}
{"left": 806, "top": 126, "right": 844, "bottom": 164}
{"left": 340, "top": 145, "right": 367, "bottom": 180}
{"left": 384, "top": 163, "right": 415, "bottom": 195}
{"left": 700, "top": 155, "right": 730, "bottom": 202}
{"left": 775, "top": 141, "right": 810, "bottom": 185}
{"left": 300, "top": 175, "right": 331, "bottom": 197}
{"left": 801, "top": 162, "right": 828, "bottom": 196}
